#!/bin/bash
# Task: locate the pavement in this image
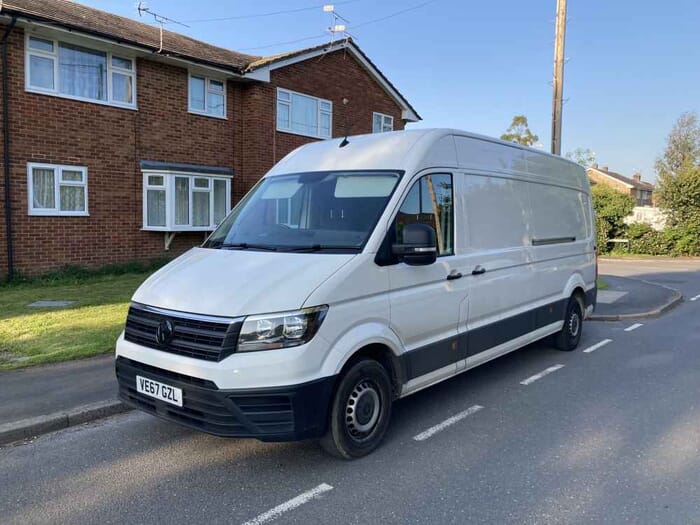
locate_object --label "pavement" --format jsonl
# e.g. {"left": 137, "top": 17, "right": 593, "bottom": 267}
{"left": 591, "top": 274, "right": 682, "bottom": 320}
{"left": 0, "top": 259, "right": 690, "bottom": 446}
{"left": 1, "top": 257, "right": 700, "bottom": 523}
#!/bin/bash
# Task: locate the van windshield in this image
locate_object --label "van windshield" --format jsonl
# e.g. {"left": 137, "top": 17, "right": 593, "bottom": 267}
{"left": 204, "top": 171, "right": 401, "bottom": 252}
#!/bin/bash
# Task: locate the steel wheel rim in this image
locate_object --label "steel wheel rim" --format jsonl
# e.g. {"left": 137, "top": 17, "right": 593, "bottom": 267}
{"left": 345, "top": 380, "right": 381, "bottom": 439}
{"left": 569, "top": 309, "right": 580, "bottom": 338}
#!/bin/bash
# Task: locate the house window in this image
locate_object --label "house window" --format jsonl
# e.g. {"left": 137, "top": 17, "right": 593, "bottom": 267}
{"left": 142, "top": 171, "right": 231, "bottom": 231}
{"left": 372, "top": 112, "right": 394, "bottom": 133}
{"left": 276, "top": 88, "right": 332, "bottom": 139}
{"left": 28, "top": 163, "right": 88, "bottom": 216}
{"left": 189, "top": 74, "right": 226, "bottom": 117}
{"left": 26, "top": 35, "right": 136, "bottom": 108}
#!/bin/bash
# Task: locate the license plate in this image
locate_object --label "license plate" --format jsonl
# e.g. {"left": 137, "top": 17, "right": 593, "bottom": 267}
{"left": 136, "top": 375, "right": 183, "bottom": 407}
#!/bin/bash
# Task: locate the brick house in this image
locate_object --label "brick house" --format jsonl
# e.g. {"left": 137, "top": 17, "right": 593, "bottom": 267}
{"left": 0, "top": 0, "right": 420, "bottom": 279}
{"left": 587, "top": 164, "right": 654, "bottom": 206}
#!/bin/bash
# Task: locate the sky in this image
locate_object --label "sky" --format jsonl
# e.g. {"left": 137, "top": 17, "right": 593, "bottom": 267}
{"left": 84, "top": 0, "right": 700, "bottom": 183}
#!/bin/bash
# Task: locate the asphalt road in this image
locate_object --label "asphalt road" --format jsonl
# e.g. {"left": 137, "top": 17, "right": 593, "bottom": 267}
{"left": 2, "top": 259, "right": 700, "bottom": 524}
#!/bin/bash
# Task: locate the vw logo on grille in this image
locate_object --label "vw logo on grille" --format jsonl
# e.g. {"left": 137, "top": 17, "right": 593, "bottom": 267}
{"left": 156, "top": 319, "right": 175, "bottom": 346}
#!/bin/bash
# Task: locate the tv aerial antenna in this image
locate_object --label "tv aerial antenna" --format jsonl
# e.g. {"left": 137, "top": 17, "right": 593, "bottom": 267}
{"left": 136, "top": 2, "right": 190, "bottom": 53}
{"left": 323, "top": 5, "right": 353, "bottom": 45}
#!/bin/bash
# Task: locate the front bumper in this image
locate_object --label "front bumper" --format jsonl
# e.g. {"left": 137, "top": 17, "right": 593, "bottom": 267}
{"left": 116, "top": 357, "right": 335, "bottom": 442}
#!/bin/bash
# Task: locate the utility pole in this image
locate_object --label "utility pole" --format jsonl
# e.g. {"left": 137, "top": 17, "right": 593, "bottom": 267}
{"left": 550, "top": 0, "right": 567, "bottom": 155}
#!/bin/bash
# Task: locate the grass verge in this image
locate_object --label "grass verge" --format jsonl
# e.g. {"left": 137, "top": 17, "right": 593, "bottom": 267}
{"left": 0, "top": 271, "right": 154, "bottom": 370}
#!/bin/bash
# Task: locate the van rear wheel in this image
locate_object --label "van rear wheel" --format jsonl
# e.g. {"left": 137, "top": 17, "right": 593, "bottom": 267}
{"left": 553, "top": 295, "right": 584, "bottom": 351}
{"left": 320, "top": 359, "right": 393, "bottom": 459}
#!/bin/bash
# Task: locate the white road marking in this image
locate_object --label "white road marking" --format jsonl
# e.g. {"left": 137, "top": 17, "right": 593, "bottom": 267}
{"left": 690, "top": 294, "right": 700, "bottom": 301}
{"left": 624, "top": 323, "right": 643, "bottom": 332}
{"left": 242, "top": 483, "right": 333, "bottom": 525}
{"left": 520, "top": 364, "right": 565, "bottom": 386}
{"left": 413, "top": 405, "right": 484, "bottom": 441}
{"left": 583, "top": 338, "right": 613, "bottom": 353}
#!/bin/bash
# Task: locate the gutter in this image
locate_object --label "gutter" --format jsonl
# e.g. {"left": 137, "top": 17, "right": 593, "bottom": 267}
{"left": 1, "top": 15, "right": 16, "bottom": 281}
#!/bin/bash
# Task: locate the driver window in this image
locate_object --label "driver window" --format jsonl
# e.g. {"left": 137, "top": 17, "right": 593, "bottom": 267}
{"left": 395, "top": 174, "right": 453, "bottom": 255}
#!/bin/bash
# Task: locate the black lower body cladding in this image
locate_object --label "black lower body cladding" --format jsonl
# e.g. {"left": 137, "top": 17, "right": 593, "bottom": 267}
{"left": 116, "top": 357, "right": 335, "bottom": 442}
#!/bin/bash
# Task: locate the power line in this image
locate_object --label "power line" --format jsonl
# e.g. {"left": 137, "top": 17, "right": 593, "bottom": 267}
{"left": 351, "top": 0, "right": 440, "bottom": 29}
{"left": 183, "top": 1, "right": 361, "bottom": 24}
{"left": 239, "top": 33, "right": 328, "bottom": 52}
{"left": 239, "top": 0, "right": 442, "bottom": 52}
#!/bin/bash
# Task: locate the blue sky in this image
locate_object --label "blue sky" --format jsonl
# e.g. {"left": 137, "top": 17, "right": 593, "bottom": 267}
{"left": 86, "top": 0, "right": 700, "bottom": 182}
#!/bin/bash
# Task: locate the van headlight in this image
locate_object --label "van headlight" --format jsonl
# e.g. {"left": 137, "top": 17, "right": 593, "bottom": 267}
{"left": 237, "top": 305, "right": 328, "bottom": 352}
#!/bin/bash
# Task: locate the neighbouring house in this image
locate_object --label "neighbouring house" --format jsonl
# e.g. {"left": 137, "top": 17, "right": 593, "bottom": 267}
{"left": 0, "top": 0, "right": 420, "bottom": 278}
{"left": 587, "top": 164, "right": 654, "bottom": 207}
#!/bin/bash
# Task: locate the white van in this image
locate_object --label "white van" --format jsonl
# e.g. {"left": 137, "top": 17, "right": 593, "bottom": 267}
{"left": 116, "top": 129, "right": 596, "bottom": 458}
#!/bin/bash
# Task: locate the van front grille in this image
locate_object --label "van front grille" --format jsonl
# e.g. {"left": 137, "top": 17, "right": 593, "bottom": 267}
{"left": 124, "top": 303, "right": 243, "bottom": 362}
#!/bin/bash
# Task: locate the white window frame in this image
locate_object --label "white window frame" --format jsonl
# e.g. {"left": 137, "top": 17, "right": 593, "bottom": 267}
{"left": 25, "top": 34, "right": 137, "bottom": 109}
{"left": 27, "top": 163, "right": 89, "bottom": 217}
{"left": 188, "top": 73, "right": 227, "bottom": 119}
{"left": 276, "top": 87, "right": 332, "bottom": 139}
{"left": 372, "top": 112, "right": 394, "bottom": 133}
{"left": 142, "top": 170, "right": 232, "bottom": 232}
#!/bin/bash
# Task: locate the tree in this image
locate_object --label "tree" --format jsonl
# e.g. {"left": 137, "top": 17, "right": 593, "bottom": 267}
{"left": 500, "top": 115, "right": 539, "bottom": 147}
{"left": 655, "top": 113, "right": 700, "bottom": 246}
{"left": 591, "top": 184, "right": 635, "bottom": 252}
{"left": 655, "top": 111, "right": 700, "bottom": 179}
{"left": 565, "top": 147, "right": 596, "bottom": 168}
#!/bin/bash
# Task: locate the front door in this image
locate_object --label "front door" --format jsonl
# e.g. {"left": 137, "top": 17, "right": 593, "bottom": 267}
{"left": 386, "top": 173, "right": 468, "bottom": 391}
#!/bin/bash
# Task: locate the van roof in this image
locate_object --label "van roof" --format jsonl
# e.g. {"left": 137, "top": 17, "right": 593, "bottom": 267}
{"left": 267, "top": 128, "right": 588, "bottom": 192}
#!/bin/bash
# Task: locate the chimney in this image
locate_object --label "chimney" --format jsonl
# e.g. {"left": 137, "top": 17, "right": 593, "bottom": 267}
{"left": 632, "top": 172, "right": 642, "bottom": 182}
{"left": 591, "top": 162, "right": 598, "bottom": 169}
{"left": 601, "top": 166, "right": 609, "bottom": 172}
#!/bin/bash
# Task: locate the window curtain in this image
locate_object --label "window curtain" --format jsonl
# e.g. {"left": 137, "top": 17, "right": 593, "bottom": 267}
{"left": 175, "top": 178, "right": 189, "bottom": 225}
{"left": 60, "top": 186, "right": 85, "bottom": 212}
{"left": 59, "top": 43, "right": 107, "bottom": 100}
{"left": 291, "top": 94, "right": 317, "bottom": 135}
{"left": 147, "top": 189, "right": 166, "bottom": 227}
{"left": 213, "top": 180, "right": 227, "bottom": 224}
{"left": 193, "top": 192, "right": 210, "bottom": 226}
{"left": 32, "top": 168, "right": 55, "bottom": 209}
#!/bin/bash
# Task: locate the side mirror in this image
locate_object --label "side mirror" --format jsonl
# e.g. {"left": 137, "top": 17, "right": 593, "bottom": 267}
{"left": 392, "top": 223, "right": 437, "bottom": 266}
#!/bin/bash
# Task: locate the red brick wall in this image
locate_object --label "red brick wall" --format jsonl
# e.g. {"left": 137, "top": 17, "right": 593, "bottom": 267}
{"left": 235, "top": 49, "right": 405, "bottom": 200}
{"left": 0, "top": 29, "right": 406, "bottom": 277}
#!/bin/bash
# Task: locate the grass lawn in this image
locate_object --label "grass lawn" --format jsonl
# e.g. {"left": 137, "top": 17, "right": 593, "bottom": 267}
{"left": 597, "top": 278, "right": 609, "bottom": 290}
{"left": 0, "top": 272, "right": 152, "bottom": 370}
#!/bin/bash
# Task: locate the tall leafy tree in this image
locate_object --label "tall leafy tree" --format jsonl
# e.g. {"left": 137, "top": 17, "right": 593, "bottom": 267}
{"left": 565, "top": 147, "right": 596, "bottom": 168}
{"left": 500, "top": 115, "right": 539, "bottom": 147}
{"left": 655, "top": 111, "right": 700, "bottom": 178}
{"left": 656, "top": 112, "right": 700, "bottom": 229}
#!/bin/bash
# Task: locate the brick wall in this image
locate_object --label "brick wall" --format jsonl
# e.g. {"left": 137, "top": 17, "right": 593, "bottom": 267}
{"left": 0, "top": 29, "right": 406, "bottom": 277}
{"left": 235, "top": 50, "right": 405, "bottom": 199}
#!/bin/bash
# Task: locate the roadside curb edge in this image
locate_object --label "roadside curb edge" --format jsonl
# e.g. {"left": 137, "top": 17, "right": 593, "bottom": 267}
{"left": 589, "top": 277, "right": 683, "bottom": 321}
{"left": 0, "top": 400, "right": 131, "bottom": 446}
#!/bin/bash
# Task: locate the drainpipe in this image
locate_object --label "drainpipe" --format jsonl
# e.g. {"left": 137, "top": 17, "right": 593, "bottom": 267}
{"left": 1, "top": 16, "right": 16, "bottom": 281}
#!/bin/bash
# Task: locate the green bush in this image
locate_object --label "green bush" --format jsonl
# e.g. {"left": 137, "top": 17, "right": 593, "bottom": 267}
{"left": 591, "top": 185, "right": 635, "bottom": 253}
{"left": 666, "top": 224, "right": 700, "bottom": 255}
{"left": 626, "top": 224, "right": 671, "bottom": 255}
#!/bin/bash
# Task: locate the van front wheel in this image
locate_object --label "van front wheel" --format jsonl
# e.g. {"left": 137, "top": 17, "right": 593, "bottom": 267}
{"left": 553, "top": 295, "right": 584, "bottom": 351}
{"left": 320, "top": 359, "right": 393, "bottom": 459}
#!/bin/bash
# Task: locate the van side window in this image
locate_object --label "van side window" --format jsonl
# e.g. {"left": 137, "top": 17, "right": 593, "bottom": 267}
{"left": 395, "top": 174, "right": 453, "bottom": 255}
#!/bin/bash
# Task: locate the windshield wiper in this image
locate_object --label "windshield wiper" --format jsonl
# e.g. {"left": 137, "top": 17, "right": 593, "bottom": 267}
{"left": 285, "top": 244, "right": 361, "bottom": 252}
{"left": 215, "top": 242, "right": 278, "bottom": 251}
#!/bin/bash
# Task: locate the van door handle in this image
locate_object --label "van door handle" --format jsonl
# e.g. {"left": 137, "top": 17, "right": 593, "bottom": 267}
{"left": 471, "top": 266, "right": 486, "bottom": 275}
{"left": 446, "top": 271, "right": 463, "bottom": 281}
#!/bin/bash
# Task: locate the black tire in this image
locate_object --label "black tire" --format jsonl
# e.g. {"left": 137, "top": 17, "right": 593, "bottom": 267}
{"left": 553, "top": 295, "right": 584, "bottom": 351}
{"left": 320, "top": 359, "right": 393, "bottom": 459}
